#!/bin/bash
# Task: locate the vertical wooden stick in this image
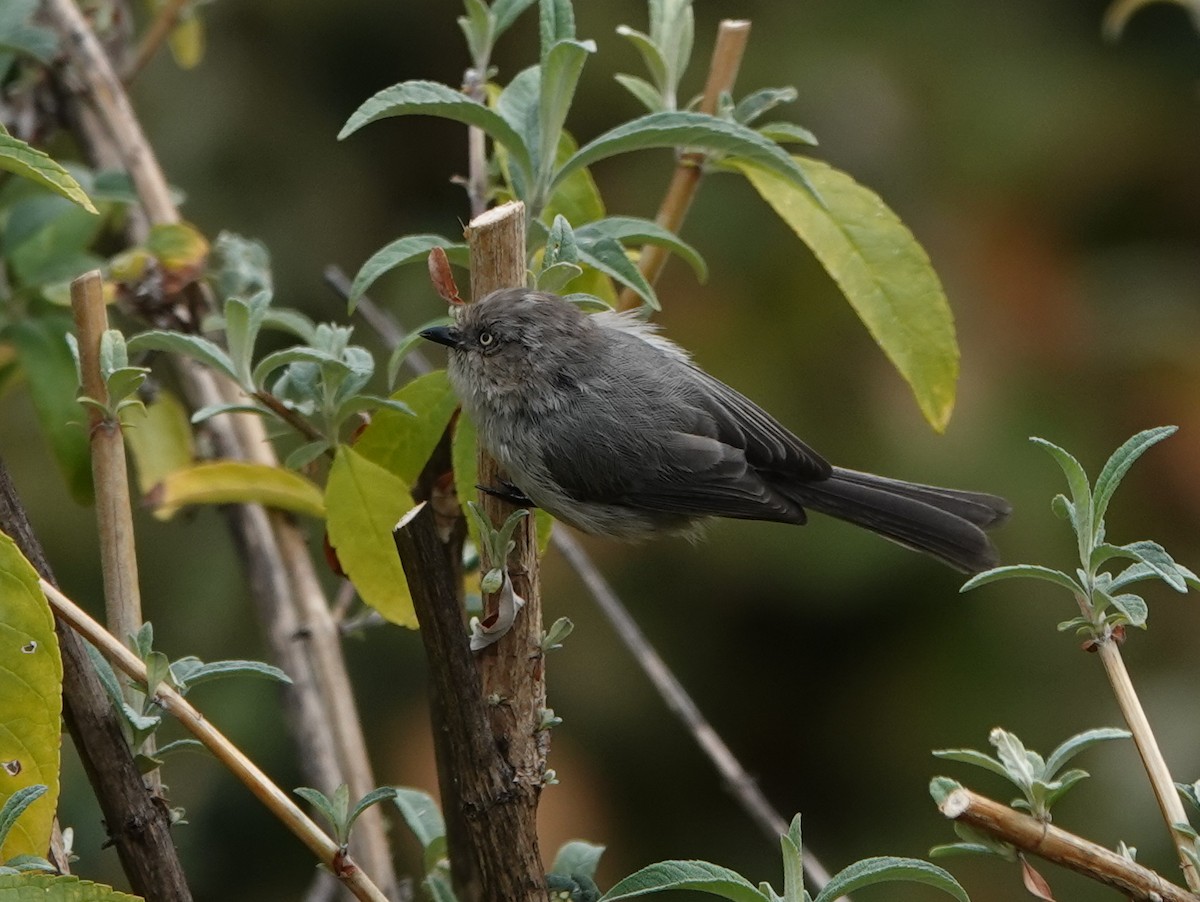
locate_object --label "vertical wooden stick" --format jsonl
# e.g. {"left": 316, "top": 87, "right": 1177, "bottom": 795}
{"left": 617, "top": 19, "right": 752, "bottom": 310}
{"left": 463, "top": 200, "right": 550, "bottom": 902}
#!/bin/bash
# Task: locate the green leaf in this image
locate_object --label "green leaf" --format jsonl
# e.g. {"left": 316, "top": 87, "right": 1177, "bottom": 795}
{"left": 551, "top": 840, "right": 606, "bottom": 879}
{"left": 209, "top": 230, "right": 273, "bottom": 301}
{"left": 347, "top": 236, "right": 469, "bottom": 312}
{"left": 1092, "top": 427, "right": 1176, "bottom": 538}
{"left": 538, "top": 39, "right": 595, "bottom": 192}
{"left": 1030, "top": 437, "right": 1093, "bottom": 553}
{"left": 294, "top": 786, "right": 342, "bottom": 839}
{"left": 557, "top": 113, "right": 818, "bottom": 200}
{"left": 394, "top": 787, "right": 446, "bottom": 850}
{"left": 0, "top": 131, "right": 97, "bottom": 214}
{"left": 599, "top": 860, "right": 768, "bottom": 901}
{"left": 1108, "top": 592, "right": 1148, "bottom": 627}
{"left": 339, "top": 81, "right": 534, "bottom": 187}
{"left": 127, "top": 331, "right": 240, "bottom": 385}
{"left": 347, "top": 786, "right": 399, "bottom": 834}
{"left": 0, "top": 0, "right": 58, "bottom": 63}
{"left": 932, "top": 749, "right": 1010, "bottom": 782}
{"left": 1116, "top": 540, "right": 1187, "bottom": 592}
{"left": 148, "top": 461, "right": 325, "bottom": 520}
{"left": 353, "top": 370, "right": 459, "bottom": 486}
{"left": 733, "top": 88, "right": 798, "bottom": 126}
{"left": 813, "top": 858, "right": 968, "bottom": 902}
{"left": 736, "top": 156, "right": 957, "bottom": 432}
{"left": 170, "top": 658, "right": 291, "bottom": 691}
{"left": 539, "top": 0, "right": 576, "bottom": 61}
{"left": 458, "top": 0, "right": 494, "bottom": 65}
{"left": 0, "top": 873, "right": 144, "bottom": 901}
{"left": 5, "top": 318, "right": 94, "bottom": 503}
{"left": 0, "top": 785, "right": 46, "bottom": 851}
{"left": 541, "top": 129, "right": 607, "bottom": 227}
{"left": 780, "top": 829, "right": 804, "bottom": 902}
{"left": 756, "top": 122, "right": 819, "bottom": 147}
{"left": 537, "top": 261, "right": 584, "bottom": 292}
{"left": 1111, "top": 560, "right": 1200, "bottom": 593}
{"left": 0, "top": 534, "right": 62, "bottom": 861}
{"left": 960, "top": 564, "right": 1082, "bottom": 595}
{"left": 251, "top": 347, "right": 340, "bottom": 390}
{"left": 615, "top": 73, "right": 666, "bottom": 114}
{"left": 543, "top": 215, "right": 579, "bottom": 268}
{"left": 575, "top": 216, "right": 707, "bottom": 281}
{"left": 423, "top": 873, "right": 457, "bottom": 902}
{"left": 385, "top": 317, "right": 453, "bottom": 387}
{"left": 577, "top": 236, "right": 659, "bottom": 310}
{"left": 615, "top": 26, "right": 668, "bottom": 95}
{"left": 325, "top": 446, "right": 417, "bottom": 628}
{"left": 649, "top": 0, "right": 694, "bottom": 104}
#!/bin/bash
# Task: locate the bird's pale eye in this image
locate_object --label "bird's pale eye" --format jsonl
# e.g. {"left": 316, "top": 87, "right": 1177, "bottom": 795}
{"left": 478, "top": 330, "right": 496, "bottom": 347}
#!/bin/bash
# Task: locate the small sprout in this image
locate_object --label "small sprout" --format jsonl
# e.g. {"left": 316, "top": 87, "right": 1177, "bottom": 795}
{"left": 542, "top": 617, "right": 574, "bottom": 652}
{"left": 538, "top": 707, "right": 562, "bottom": 731}
{"left": 480, "top": 567, "right": 504, "bottom": 595}
{"left": 1117, "top": 840, "right": 1137, "bottom": 862}
{"left": 542, "top": 769, "right": 559, "bottom": 786}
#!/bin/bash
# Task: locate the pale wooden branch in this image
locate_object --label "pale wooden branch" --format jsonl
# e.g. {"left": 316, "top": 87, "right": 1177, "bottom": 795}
{"left": 0, "top": 456, "right": 193, "bottom": 900}
{"left": 41, "top": 579, "right": 390, "bottom": 902}
{"left": 1095, "top": 638, "right": 1200, "bottom": 891}
{"left": 940, "top": 787, "right": 1200, "bottom": 902}
{"left": 616, "top": 19, "right": 752, "bottom": 311}
{"left": 42, "top": 3, "right": 398, "bottom": 893}
{"left": 463, "top": 200, "right": 550, "bottom": 902}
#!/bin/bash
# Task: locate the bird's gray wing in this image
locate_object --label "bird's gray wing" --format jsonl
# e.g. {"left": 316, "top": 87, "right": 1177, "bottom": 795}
{"left": 537, "top": 351, "right": 828, "bottom": 523}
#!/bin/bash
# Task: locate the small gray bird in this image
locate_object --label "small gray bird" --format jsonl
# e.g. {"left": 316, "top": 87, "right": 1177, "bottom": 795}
{"left": 422, "top": 289, "right": 1009, "bottom": 573}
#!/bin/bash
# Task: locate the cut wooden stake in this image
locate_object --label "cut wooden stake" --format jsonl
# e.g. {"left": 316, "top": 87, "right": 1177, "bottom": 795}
{"left": 940, "top": 787, "right": 1199, "bottom": 902}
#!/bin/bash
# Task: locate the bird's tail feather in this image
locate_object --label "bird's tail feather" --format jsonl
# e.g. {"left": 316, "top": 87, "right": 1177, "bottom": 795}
{"left": 785, "top": 467, "right": 1011, "bottom": 573}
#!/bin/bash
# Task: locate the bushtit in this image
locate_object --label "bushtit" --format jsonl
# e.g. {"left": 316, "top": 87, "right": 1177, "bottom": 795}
{"left": 422, "top": 289, "right": 1009, "bottom": 572}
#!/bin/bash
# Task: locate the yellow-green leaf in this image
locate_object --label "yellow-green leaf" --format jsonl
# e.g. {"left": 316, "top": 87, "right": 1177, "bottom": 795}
{"left": 121, "top": 390, "right": 195, "bottom": 498}
{"left": 0, "top": 130, "right": 97, "bottom": 214}
{"left": 145, "top": 222, "right": 209, "bottom": 271}
{"left": 325, "top": 446, "right": 417, "bottom": 628}
{"left": 0, "top": 532, "right": 63, "bottom": 861}
{"left": 149, "top": 462, "right": 325, "bottom": 520}
{"left": 735, "top": 156, "right": 959, "bottom": 432}
{"left": 0, "top": 873, "right": 143, "bottom": 901}
{"left": 167, "top": 8, "right": 205, "bottom": 69}
{"left": 353, "top": 370, "right": 458, "bottom": 485}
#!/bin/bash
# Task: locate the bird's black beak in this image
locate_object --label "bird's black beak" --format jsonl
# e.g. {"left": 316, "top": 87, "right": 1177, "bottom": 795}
{"left": 420, "top": 325, "right": 462, "bottom": 350}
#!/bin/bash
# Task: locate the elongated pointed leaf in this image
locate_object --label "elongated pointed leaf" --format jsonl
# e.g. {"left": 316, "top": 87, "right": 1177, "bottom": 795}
{"left": 756, "top": 121, "right": 818, "bottom": 147}
{"left": 577, "top": 236, "right": 658, "bottom": 309}
{"left": 734, "top": 87, "right": 798, "bottom": 126}
{"left": 599, "top": 860, "right": 767, "bottom": 901}
{"left": 575, "top": 216, "right": 707, "bottom": 281}
{"left": 960, "top": 564, "right": 1082, "bottom": 595}
{"left": 555, "top": 112, "right": 818, "bottom": 199}
{"left": 539, "top": 0, "right": 575, "bottom": 60}
{"left": 347, "top": 235, "right": 469, "bottom": 311}
{"left": 1092, "top": 426, "right": 1177, "bottom": 536}
{"left": 494, "top": 0, "right": 538, "bottom": 33}
{"left": 615, "top": 73, "right": 666, "bottom": 113}
{"left": 0, "top": 534, "right": 62, "bottom": 861}
{"left": 347, "top": 786, "right": 399, "bottom": 833}
{"left": 1030, "top": 437, "right": 1092, "bottom": 550}
{"left": 339, "top": 80, "right": 533, "bottom": 185}
{"left": 251, "top": 346, "right": 339, "bottom": 390}
{"left": 127, "top": 330, "right": 240, "bottom": 385}
{"left": 737, "top": 156, "right": 957, "bottom": 431}
{"left": 325, "top": 446, "right": 417, "bottom": 627}
{"left": 538, "top": 39, "right": 595, "bottom": 189}
{"left": 1045, "top": 728, "right": 1130, "bottom": 778}
{"left": 394, "top": 787, "right": 446, "bottom": 850}
{"left": 173, "top": 659, "right": 291, "bottom": 690}
{"left": 780, "top": 833, "right": 804, "bottom": 902}
{"left": 615, "top": 26, "right": 668, "bottom": 93}
{"left": 0, "top": 130, "right": 97, "bottom": 214}
{"left": 149, "top": 461, "right": 325, "bottom": 520}
{"left": 813, "top": 857, "right": 968, "bottom": 902}
{"left": 932, "top": 748, "right": 1011, "bottom": 781}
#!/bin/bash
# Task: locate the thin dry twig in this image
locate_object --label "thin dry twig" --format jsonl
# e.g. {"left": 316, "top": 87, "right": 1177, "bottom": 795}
{"left": 42, "top": 578, "right": 390, "bottom": 902}
{"left": 616, "top": 19, "right": 752, "bottom": 311}
{"left": 1094, "top": 638, "right": 1200, "bottom": 891}
{"left": 940, "top": 787, "right": 1200, "bottom": 902}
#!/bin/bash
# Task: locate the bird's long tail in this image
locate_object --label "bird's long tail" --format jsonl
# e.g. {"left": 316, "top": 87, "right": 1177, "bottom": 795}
{"left": 786, "top": 467, "right": 1011, "bottom": 573}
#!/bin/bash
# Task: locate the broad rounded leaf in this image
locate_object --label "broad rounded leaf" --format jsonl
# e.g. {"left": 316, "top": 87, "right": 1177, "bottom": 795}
{"left": 0, "top": 533, "right": 62, "bottom": 861}
{"left": 339, "top": 80, "right": 533, "bottom": 185}
{"left": 148, "top": 461, "right": 325, "bottom": 520}
{"left": 599, "top": 860, "right": 767, "bottom": 901}
{"left": 393, "top": 787, "right": 446, "bottom": 850}
{"left": 551, "top": 840, "right": 606, "bottom": 880}
{"left": 348, "top": 236, "right": 469, "bottom": 311}
{"left": 0, "top": 873, "right": 143, "bottom": 901}
{"left": 354, "top": 370, "right": 460, "bottom": 485}
{"left": 121, "top": 390, "right": 195, "bottom": 497}
{"left": 0, "top": 131, "right": 97, "bottom": 214}
{"left": 737, "top": 156, "right": 958, "bottom": 432}
{"left": 813, "top": 857, "right": 969, "bottom": 902}
{"left": 555, "top": 112, "right": 818, "bottom": 199}
{"left": 325, "top": 446, "right": 417, "bottom": 627}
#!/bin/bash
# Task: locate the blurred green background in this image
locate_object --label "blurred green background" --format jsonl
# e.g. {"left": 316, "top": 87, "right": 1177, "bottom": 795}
{"left": 3, "top": 0, "right": 1200, "bottom": 899}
